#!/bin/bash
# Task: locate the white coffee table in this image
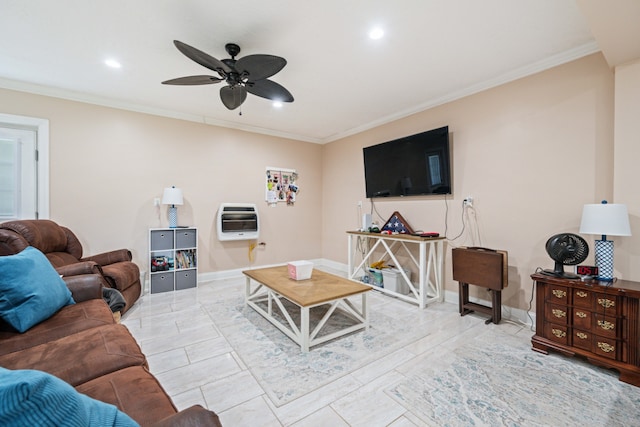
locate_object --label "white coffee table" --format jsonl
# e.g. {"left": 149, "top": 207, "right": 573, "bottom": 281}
{"left": 243, "top": 266, "right": 370, "bottom": 352}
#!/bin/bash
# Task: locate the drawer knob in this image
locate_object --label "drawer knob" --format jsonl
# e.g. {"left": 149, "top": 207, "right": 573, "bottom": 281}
{"left": 598, "top": 298, "right": 615, "bottom": 309}
{"left": 576, "top": 291, "right": 588, "bottom": 298}
{"left": 597, "top": 320, "right": 615, "bottom": 331}
{"left": 576, "top": 332, "right": 588, "bottom": 340}
{"left": 552, "top": 289, "right": 567, "bottom": 298}
{"left": 576, "top": 311, "right": 587, "bottom": 318}
{"left": 552, "top": 328, "right": 566, "bottom": 338}
{"left": 597, "top": 342, "right": 615, "bottom": 353}
{"left": 552, "top": 309, "right": 566, "bottom": 318}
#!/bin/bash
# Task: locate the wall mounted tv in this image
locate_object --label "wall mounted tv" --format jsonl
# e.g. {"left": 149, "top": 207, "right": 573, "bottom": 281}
{"left": 363, "top": 125, "right": 451, "bottom": 198}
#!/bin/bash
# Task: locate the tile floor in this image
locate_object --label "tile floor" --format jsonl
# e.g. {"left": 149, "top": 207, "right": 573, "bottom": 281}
{"left": 121, "top": 268, "right": 532, "bottom": 426}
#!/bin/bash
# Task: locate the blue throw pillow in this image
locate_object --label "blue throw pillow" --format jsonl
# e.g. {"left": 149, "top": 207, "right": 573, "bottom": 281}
{"left": 0, "top": 367, "right": 139, "bottom": 427}
{"left": 0, "top": 246, "right": 75, "bottom": 333}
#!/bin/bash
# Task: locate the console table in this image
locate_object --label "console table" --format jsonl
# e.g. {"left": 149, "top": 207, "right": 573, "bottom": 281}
{"left": 346, "top": 231, "right": 444, "bottom": 308}
{"left": 531, "top": 273, "right": 640, "bottom": 387}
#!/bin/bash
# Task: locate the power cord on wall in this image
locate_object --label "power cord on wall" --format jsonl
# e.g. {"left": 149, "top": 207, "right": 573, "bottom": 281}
{"left": 446, "top": 199, "right": 467, "bottom": 241}
{"left": 445, "top": 197, "right": 481, "bottom": 248}
{"left": 371, "top": 199, "right": 385, "bottom": 225}
{"left": 466, "top": 205, "right": 482, "bottom": 247}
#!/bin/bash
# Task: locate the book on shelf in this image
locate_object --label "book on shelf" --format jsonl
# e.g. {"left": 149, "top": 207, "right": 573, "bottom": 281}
{"left": 176, "top": 249, "right": 196, "bottom": 269}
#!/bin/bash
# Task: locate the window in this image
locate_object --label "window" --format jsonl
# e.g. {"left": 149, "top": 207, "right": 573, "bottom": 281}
{"left": 0, "top": 114, "right": 49, "bottom": 221}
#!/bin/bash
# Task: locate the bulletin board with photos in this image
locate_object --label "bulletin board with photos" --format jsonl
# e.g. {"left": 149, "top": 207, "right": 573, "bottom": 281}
{"left": 266, "top": 167, "right": 299, "bottom": 206}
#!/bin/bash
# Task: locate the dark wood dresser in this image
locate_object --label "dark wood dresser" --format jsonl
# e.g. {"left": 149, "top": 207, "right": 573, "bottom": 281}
{"left": 531, "top": 273, "right": 640, "bottom": 387}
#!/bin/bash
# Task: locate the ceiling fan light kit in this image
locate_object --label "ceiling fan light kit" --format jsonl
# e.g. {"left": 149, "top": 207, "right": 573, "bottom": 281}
{"left": 162, "top": 40, "right": 294, "bottom": 111}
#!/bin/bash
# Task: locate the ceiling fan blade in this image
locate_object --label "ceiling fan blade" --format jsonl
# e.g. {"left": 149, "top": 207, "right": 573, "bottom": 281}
{"left": 220, "top": 85, "right": 247, "bottom": 110}
{"left": 173, "top": 40, "right": 232, "bottom": 75}
{"left": 235, "top": 55, "right": 286, "bottom": 81}
{"left": 246, "top": 79, "right": 294, "bottom": 102}
{"left": 162, "top": 75, "right": 223, "bottom": 85}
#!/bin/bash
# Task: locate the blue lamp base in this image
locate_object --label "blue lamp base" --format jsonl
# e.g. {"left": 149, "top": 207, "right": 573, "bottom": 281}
{"left": 594, "top": 239, "right": 614, "bottom": 282}
{"left": 168, "top": 205, "right": 178, "bottom": 228}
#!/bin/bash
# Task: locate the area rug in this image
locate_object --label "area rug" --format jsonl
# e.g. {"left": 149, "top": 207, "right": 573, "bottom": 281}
{"left": 386, "top": 331, "right": 640, "bottom": 426}
{"left": 210, "top": 295, "right": 432, "bottom": 407}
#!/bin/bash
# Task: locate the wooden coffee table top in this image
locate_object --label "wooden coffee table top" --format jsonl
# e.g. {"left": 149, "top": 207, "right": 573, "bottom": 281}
{"left": 243, "top": 266, "right": 371, "bottom": 307}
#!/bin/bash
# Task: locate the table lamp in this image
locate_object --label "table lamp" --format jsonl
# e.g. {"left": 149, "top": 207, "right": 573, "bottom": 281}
{"left": 162, "top": 186, "right": 183, "bottom": 228}
{"left": 579, "top": 200, "right": 631, "bottom": 281}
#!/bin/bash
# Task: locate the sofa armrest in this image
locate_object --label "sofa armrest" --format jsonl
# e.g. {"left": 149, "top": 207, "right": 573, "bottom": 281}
{"left": 56, "top": 261, "right": 103, "bottom": 276}
{"left": 150, "top": 405, "right": 222, "bottom": 427}
{"left": 0, "top": 228, "right": 29, "bottom": 256}
{"left": 62, "top": 274, "right": 105, "bottom": 302}
{"left": 83, "top": 249, "right": 132, "bottom": 266}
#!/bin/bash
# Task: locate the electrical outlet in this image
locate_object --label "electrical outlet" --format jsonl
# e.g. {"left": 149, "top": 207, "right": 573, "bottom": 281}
{"left": 153, "top": 198, "right": 160, "bottom": 207}
{"left": 357, "top": 201, "right": 362, "bottom": 208}
{"left": 464, "top": 196, "right": 474, "bottom": 207}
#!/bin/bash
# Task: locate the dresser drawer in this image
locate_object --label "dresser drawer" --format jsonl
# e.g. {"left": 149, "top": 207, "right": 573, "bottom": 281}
{"left": 545, "top": 323, "right": 569, "bottom": 345}
{"left": 546, "top": 285, "right": 568, "bottom": 305}
{"left": 593, "top": 337, "right": 618, "bottom": 360}
{"left": 573, "top": 329, "right": 592, "bottom": 351}
{"left": 572, "top": 308, "right": 592, "bottom": 330}
{"left": 593, "top": 314, "right": 619, "bottom": 339}
{"left": 545, "top": 303, "right": 568, "bottom": 325}
{"left": 594, "top": 293, "right": 620, "bottom": 316}
{"left": 572, "top": 288, "right": 592, "bottom": 308}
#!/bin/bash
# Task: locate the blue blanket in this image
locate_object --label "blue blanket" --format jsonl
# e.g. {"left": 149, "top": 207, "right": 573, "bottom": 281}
{"left": 0, "top": 367, "right": 139, "bottom": 427}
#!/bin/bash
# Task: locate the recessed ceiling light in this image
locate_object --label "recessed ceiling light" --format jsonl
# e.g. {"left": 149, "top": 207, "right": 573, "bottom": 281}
{"left": 368, "top": 27, "right": 384, "bottom": 40}
{"left": 104, "top": 59, "right": 122, "bottom": 69}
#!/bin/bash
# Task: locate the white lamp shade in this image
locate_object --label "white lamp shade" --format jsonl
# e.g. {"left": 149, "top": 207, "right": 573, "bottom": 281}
{"left": 162, "top": 187, "right": 183, "bottom": 206}
{"left": 579, "top": 203, "right": 631, "bottom": 236}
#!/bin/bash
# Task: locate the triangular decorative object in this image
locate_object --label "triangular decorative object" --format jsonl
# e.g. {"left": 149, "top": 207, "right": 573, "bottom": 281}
{"left": 381, "top": 211, "right": 414, "bottom": 234}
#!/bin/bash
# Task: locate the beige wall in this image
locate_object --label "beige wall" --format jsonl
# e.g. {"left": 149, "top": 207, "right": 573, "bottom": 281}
{"left": 1, "top": 52, "right": 631, "bottom": 315}
{"left": 0, "top": 88, "right": 324, "bottom": 276}
{"left": 322, "top": 53, "right": 616, "bottom": 312}
{"left": 614, "top": 58, "right": 640, "bottom": 281}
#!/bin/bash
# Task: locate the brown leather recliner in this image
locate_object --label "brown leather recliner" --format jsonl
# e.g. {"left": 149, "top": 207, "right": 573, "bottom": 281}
{"left": 0, "top": 220, "right": 141, "bottom": 314}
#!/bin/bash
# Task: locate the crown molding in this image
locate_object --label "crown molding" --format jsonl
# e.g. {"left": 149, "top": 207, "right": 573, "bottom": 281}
{"left": 0, "top": 41, "right": 599, "bottom": 146}
{"left": 0, "top": 77, "right": 322, "bottom": 144}
{"left": 321, "top": 41, "right": 601, "bottom": 144}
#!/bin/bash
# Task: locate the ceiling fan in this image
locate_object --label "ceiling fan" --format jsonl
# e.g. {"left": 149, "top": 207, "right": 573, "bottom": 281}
{"left": 162, "top": 40, "right": 294, "bottom": 110}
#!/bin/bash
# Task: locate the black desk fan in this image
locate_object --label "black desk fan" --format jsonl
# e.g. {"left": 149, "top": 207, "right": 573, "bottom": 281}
{"left": 541, "top": 233, "right": 589, "bottom": 279}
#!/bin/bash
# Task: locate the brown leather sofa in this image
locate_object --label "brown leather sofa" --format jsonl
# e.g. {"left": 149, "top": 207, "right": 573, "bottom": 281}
{"left": 0, "top": 273, "right": 221, "bottom": 426}
{"left": 0, "top": 219, "right": 141, "bottom": 314}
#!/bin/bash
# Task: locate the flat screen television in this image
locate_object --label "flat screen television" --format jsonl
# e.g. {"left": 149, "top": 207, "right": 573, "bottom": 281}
{"left": 363, "top": 126, "right": 451, "bottom": 198}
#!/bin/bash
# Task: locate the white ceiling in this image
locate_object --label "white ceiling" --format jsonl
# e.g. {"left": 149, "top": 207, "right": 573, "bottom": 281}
{"left": 0, "top": 0, "right": 600, "bottom": 143}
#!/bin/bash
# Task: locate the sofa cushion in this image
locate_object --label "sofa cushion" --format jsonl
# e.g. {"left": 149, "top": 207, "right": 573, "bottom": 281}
{"left": 0, "top": 367, "right": 138, "bottom": 427}
{"left": 0, "top": 324, "right": 146, "bottom": 386}
{"left": 46, "top": 251, "right": 84, "bottom": 269}
{"left": 0, "top": 299, "right": 114, "bottom": 356}
{"left": 76, "top": 366, "right": 178, "bottom": 425}
{"left": 0, "top": 246, "right": 75, "bottom": 333}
